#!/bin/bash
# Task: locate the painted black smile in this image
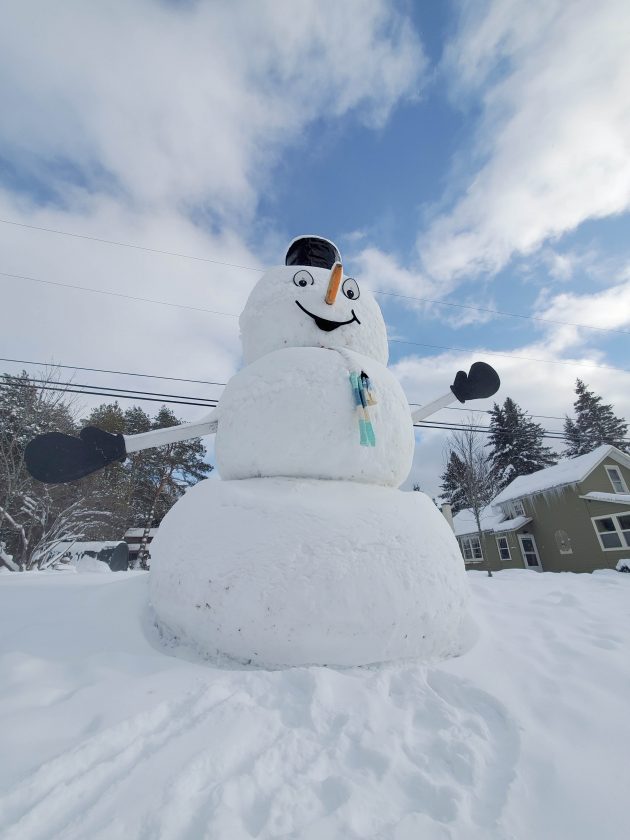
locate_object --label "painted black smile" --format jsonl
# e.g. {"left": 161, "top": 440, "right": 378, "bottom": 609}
{"left": 295, "top": 300, "right": 361, "bottom": 332}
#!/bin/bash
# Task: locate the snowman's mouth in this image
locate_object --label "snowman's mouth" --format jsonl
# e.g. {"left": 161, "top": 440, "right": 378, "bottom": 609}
{"left": 295, "top": 301, "right": 361, "bottom": 332}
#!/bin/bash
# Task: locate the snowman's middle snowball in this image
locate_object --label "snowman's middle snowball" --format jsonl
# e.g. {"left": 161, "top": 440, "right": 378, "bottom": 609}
{"left": 216, "top": 346, "right": 414, "bottom": 486}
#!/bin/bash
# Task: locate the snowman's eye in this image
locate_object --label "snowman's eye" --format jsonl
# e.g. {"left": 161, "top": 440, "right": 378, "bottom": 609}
{"left": 293, "top": 270, "right": 314, "bottom": 288}
{"left": 342, "top": 278, "right": 360, "bottom": 300}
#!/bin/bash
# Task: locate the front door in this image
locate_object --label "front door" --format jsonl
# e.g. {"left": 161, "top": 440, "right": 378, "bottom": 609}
{"left": 518, "top": 534, "right": 543, "bottom": 571}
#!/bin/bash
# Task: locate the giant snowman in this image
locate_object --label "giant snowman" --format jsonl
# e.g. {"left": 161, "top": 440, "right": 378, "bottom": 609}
{"left": 25, "top": 235, "right": 499, "bottom": 667}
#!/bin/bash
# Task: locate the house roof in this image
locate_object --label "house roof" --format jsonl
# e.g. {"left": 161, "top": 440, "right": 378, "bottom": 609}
{"left": 580, "top": 492, "right": 630, "bottom": 506}
{"left": 493, "top": 516, "right": 532, "bottom": 532}
{"left": 453, "top": 507, "right": 532, "bottom": 537}
{"left": 491, "top": 445, "right": 630, "bottom": 505}
{"left": 452, "top": 506, "right": 504, "bottom": 537}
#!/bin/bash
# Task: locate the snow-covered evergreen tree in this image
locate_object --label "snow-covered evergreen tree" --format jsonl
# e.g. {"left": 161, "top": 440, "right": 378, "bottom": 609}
{"left": 564, "top": 380, "right": 628, "bottom": 456}
{"left": 440, "top": 450, "right": 469, "bottom": 515}
{"left": 488, "top": 397, "right": 557, "bottom": 490}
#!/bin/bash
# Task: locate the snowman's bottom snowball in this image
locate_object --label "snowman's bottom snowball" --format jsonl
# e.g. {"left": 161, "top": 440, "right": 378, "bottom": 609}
{"left": 149, "top": 478, "right": 470, "bottom": 667}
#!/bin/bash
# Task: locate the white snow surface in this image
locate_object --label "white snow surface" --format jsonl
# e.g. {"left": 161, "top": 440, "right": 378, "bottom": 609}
{"left": 580, "top": 491, "right": 630, "bottom": 505}
{"left": 452, "top": 506, "right": 505, "bottom": 537}
{"left": 216, "top": 348, "right": 414, "bottom": 486}
{"left": 492, "top": 444, "right": 630, "bottom": 505}
{"left": 1, "top": 569, "right": 628, "bottom": 839}
{"left": 149, "top": 478, "right": 468, "bottom": 667}
{"left": 239, "top": 265, "right": 389, "bottom": 365}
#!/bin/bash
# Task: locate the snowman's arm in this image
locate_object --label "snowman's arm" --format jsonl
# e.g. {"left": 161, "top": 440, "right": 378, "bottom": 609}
{"left": 24, "top": 409, "right": 219, "bottom": 484}
{"left": 124, "top": 410, "right": 219, "bottom": 453}
{"left": 411, "top": 392, "right": 457, "bottom": 423}
{"left": 410, "top": 362, "right": 500, "bottom": 423}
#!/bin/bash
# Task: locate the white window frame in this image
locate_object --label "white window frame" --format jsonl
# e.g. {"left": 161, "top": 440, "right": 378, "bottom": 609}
{"left": 460, "top": 535, "right": 483, "bottom": 562}
{"left": 605, "top": 464, "right": 628, "bottom": 494}
{"left": 518, "top": 533, "right": 543, "bottom": 571}
{"left": 512, "top": 499, "right": 526, "bottom": 517}
{"left": 591, "top": 511, "right": 630, "bottom": 551}
{"left": 495, "top": 535, "right": 511, "bottom": 562}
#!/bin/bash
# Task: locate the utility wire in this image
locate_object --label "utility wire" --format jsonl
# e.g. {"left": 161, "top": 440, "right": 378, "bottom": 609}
{"left": 3, "top": 270, "right": 630, "bottom": 377}
{"left": 6, "top": 379, "right": 625, "bottom": 444}
{"left": 0, "top": 380, "right": 219, "bottom": 408}
{"left": 0, "top": 271, "right": 238, "bottom": 318}
{"left": 0, "top": 356, "right": 226, "bottom": 387}
{"left": 0, "top": 356, "right": 625, "bottom": 426}
{"left": 375, "top": 290, "right": 630, "bottom": 337}
{"left": 0, "top": 218, "right": 261, "bottom": 271}
{"left": 9, "top": 376, "right": 218, "bottom": 404}
{"left": 2, "top": 216, "right": 628, "bottom": 337}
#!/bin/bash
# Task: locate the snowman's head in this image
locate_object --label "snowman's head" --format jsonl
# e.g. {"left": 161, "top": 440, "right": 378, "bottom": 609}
{"left": 240, "top": 236, "right": 389, "bottom": 365}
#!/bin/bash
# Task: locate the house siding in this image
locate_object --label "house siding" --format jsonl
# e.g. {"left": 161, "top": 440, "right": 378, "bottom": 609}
{"left": 459, "top": 530, "right": 523, "bottom": 572}
{"left": 500, "top": 457, "right": 630, "bottom": 573}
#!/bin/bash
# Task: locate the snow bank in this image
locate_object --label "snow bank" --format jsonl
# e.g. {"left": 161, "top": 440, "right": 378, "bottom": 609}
{"left": 149, "top": 477, "right": 469, "bottom": 667}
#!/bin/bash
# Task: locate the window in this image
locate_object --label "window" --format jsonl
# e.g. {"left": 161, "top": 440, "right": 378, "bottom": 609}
{"left": 496, "top": 536, "right": 511, "bottom": 561}
{"left": 460, "top": 536, "right": 483, "bottom": 561}
{"left": 512, "top": 499, "right": 526, "bottom": 517}
{"left": 605, "top": 465, "right": 628, "bottom": 494}
{"left": 554, "top": 529, "right": 572, "bottom": 554}
{"left": 592, "top": 512, "right": 630, "bottom": 550}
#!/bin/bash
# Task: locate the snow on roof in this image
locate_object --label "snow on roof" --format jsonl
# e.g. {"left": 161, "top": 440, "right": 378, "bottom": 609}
{"left": 453, "top": 508, "right": 531, "bottom": 537}
{"left": 492, "top": 445, "right": 630, "bottom": 506}
{"left": 452, "top": 506, "right": 504, "bottom": 537}
{"left": 580, "top": 492, "right": 630, "bottom": 505}
{"left": 493, "top": 516, "right": 531, "bottom": 533}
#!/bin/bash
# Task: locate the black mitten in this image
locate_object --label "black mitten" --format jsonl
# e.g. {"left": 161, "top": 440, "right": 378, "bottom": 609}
{"left": 25, "top": 426, "right": 126, "bottom": 484}
{"left": 450, "top": 362, "right": 500, "bottom": 403}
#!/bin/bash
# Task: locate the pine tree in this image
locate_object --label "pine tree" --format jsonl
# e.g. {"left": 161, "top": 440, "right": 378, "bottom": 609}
{"left": 564, "top": 380, "right": 628, "bottom": 457}
{"left": 124, "top": 406, "right": 212, "bottom": 568}
{"left": 488, "top": 397, "right": 557, "bottom": 490}
{"left": 440, "top": 450, "right": 469, "bottom": 515}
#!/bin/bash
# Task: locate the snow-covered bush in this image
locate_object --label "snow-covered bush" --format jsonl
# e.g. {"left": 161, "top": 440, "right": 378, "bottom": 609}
{"left": 615, "top": 558, "right": 630, "bottom": 573}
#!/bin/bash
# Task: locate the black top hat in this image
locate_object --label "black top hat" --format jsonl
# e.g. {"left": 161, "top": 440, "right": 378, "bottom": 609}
{"left": 285, "top": 235, "right": 341, "bottom": 270}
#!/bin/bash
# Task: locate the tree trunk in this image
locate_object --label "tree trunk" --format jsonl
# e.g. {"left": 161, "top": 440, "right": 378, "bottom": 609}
{"left": 135, "top": 470, "right": 171, "bottom": 570}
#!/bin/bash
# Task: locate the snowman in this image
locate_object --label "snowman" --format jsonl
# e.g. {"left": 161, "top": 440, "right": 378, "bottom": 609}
{"left": 26, "top": 236, "right": 499, "bottom": 667}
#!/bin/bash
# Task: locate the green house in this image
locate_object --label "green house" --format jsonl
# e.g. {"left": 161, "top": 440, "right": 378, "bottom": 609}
{"left": 452, "top": 444, "right": 630, "bottom": 573}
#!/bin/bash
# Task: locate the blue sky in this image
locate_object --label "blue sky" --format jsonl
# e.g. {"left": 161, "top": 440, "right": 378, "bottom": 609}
{"left": 1, "top": 0, "right": 629, "bottom": 494}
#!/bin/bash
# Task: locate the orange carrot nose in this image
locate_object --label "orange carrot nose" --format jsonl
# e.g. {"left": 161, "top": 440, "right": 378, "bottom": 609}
{"left": 325, "top": 261, "right": 343, "bottom": 305}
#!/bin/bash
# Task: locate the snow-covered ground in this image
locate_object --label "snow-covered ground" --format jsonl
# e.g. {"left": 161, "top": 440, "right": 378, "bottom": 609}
{"left": 0, "top": 569, "right": 628, "bottom": 840}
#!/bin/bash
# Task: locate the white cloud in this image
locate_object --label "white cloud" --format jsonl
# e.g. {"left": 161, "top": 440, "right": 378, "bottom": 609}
{"left": 0, "top": 0, "right": 425, "bottom": 215}
{"left": 534, "top": 275, "right": 630, "bottom": 345}
{"left": 420, "top": 0, "right": 630, "bottom": 282}
{"left": 0, "top": 1, "right": 426, "bottom": 428}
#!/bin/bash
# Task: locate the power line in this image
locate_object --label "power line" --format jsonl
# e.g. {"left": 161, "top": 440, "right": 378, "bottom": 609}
{"left": 0, "top": 380, "right": 219, "bottom": 408}
{"left": 0, "top": 218, "right": 261, "bottom": 271}
{"left": 0, "top": 271, "right": 238, "bottom": 318}
{"left": 7, "top": 379, "right": 624, "bottom": 445}
{"left": 1, "top": 356, "right": 626, "bottom": 428}
{"left": 5, "top": 376, "right": 218, "bottom": 404}
{"left": 375, "top": 290, "right": 630, "bottom": 337}
{"left": 2, "top": 215, "right": 629, "bottom": 338}
{"left": 4, "top": 269, "right": 630, "bottom": 377}
{"left": 0, "top": 356, "right": 227, "bottom": 387}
